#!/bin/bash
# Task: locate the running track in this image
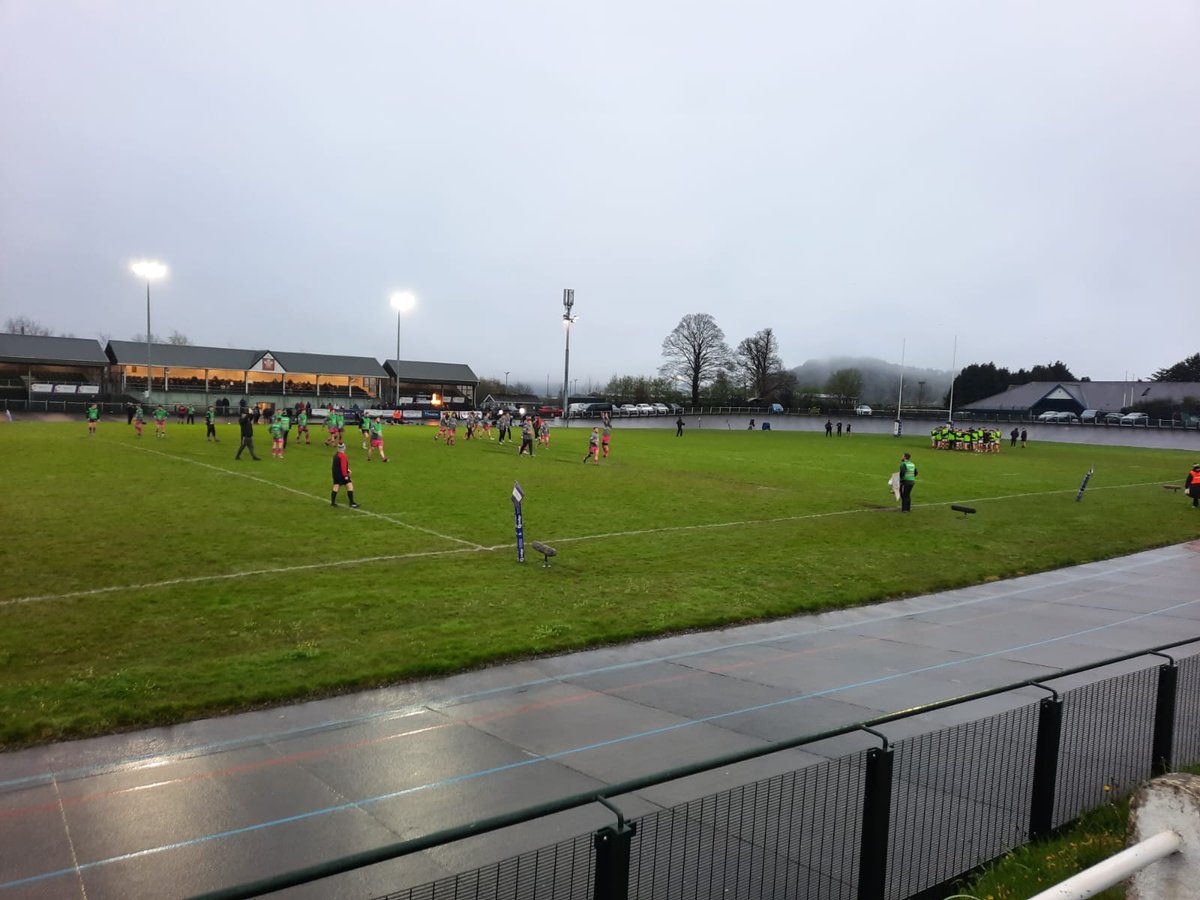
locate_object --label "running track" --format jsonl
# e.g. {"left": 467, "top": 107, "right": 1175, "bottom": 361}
{"left": 3, "top": 541, "right": 1200, "bottom": 898}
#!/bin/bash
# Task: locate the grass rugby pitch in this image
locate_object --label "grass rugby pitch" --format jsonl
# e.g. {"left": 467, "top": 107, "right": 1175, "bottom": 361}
{"left": 1, "top": 418, "right": 1198, "bottom": 746}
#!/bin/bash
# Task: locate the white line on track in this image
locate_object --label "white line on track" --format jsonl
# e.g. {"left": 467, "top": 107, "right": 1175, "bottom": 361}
{"left": 1, "top": 480, "right": 1168, "bottom": 608}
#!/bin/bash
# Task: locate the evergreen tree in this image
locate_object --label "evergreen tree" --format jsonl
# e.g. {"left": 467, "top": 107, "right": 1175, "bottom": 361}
{"left": 1151, "top": 353, "right": 1200, "bottom": 382}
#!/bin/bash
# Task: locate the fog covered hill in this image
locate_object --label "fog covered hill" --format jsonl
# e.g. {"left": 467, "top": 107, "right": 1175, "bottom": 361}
{"left": 790, "top": 357, "right": 954, "bottom": 406}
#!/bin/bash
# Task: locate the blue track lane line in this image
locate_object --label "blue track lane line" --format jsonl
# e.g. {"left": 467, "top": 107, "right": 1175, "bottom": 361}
{"left": 0, "top": 546, "right": 1188, "bottom": 794}
{"left": 1, "top": 547, "right": 1182, "bottom": 794}
{"left": 5, "top": 595, "right": 1200, "bottom": 893}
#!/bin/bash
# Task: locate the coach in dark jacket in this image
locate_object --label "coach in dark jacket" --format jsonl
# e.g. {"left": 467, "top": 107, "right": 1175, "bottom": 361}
{"left": 235, "top": 410, "right": 261, "bottom": 460}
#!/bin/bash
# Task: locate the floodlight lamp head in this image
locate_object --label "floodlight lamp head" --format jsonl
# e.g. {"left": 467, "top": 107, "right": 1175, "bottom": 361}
{"left": 131, "top": 260, "right": 167, "bottom": 280}
{"left": 390, "top": 291, "right": 417, "bottom": 314}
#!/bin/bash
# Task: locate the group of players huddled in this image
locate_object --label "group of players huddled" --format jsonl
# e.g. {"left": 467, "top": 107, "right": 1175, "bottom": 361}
{"left": 930, "top": 423, "right": 1003, "bottom": 452}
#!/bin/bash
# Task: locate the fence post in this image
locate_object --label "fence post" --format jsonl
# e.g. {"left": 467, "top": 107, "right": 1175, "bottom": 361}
{"left": 1029, "top": 695, "right": 1064, "bottom": 840}
{"left": 1151, "top": 662, "right": 1178, "bottom": 778}
{"left": 593, "top": 821, "right": 635, "bottom": 900}
{"left": 857, "top": 745, "right": 895, "bottom": 900}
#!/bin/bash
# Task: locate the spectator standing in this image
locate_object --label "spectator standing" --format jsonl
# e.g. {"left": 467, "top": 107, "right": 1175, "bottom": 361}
{"left": 1020, "top": 428, "right": 1028, "bottom": 448}
{"left": 676, "top": 416, "right": 685, "bottom": 437}
{"left": 1186, "top": 464, "right": 1200, "bottom": 508}
{"left": 898, "top": 452, "right": 918, "bottom": 512}
{"left": 825, "top": 419, "right": 833, "bottom": 437}
{"left": 187, "top": 404, "right": 195, "bottom": 425}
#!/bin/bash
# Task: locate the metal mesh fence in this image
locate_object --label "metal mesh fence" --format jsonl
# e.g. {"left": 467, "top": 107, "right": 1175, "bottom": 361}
{"left": 1052, "top": 666, "right": 1158, "bottom": 826}
{"left": 1175, "top": 654, "right": 1200, "bottom": 765}
{"left": 376, "top": 833, "right": 594, "bottom": 900}
{"left": 884, "top": 703, "right": 1039, "bottom": 899}
{"left": 374, "top": 652, "right": 1200, "bottom": 900}
{"left": 627, "top": 751, "right": 866, "bottom": 900}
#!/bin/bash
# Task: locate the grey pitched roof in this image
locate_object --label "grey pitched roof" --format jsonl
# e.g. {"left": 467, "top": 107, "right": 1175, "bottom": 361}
{"left": 105, "top": 343, "right": 388, "bottom": 377}
{"left": 106, "top": 341, "right": 261, "bottom": 370}
{"left": 266, "top": 351, "right": 387, "bottom": 378}
{"left": 483, "top": 393, "right": 541, "bottom": 405}
{"left": 0, "top": 333, "right": 108, "bottom": 366}
{"left": 385, "top": 359, "right": 479, "bottom": 384}
{"left": 963, "top": 381, "right": 1200, "bottom": 412}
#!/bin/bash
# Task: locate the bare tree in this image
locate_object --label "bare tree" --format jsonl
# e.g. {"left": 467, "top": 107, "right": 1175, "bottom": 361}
{"left": 659, "top": 313, "right": 730, "bottom": 405}
{"left": 733, "top": 327, "right": 785, "bottom": 400}
{"left": 167, "top": 330, "right": 192, "bottom": 346}
{"left": 4, "top": 316, "right": 53, "bottom": 336}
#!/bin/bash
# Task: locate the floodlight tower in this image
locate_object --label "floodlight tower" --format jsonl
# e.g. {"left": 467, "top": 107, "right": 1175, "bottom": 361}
{"left": 130, "top": 260, "right": 168, "bottom": 404}
{"left": 561, "top": 289, "right": 577, "bottom": 425}
{"left": 389, "top": 291, "right": 417, "bottom": 406}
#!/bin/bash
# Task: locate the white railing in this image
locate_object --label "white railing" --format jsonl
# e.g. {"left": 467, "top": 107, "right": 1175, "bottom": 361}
{"left": 1027, "top": 830, "right": 1181, "bottom": 899}
{"left": 1029, "top": 773, "right": 1199, "bottom": 900}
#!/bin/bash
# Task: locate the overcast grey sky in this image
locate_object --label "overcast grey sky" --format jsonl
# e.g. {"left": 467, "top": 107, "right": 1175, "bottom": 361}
{"left": 2, "top": 1, "right": 1196, "bottom": 389}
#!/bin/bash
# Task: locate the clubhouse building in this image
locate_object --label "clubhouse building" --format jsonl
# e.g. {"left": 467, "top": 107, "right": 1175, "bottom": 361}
{"left": 0, "top": 333, "right": 478, "bottom": 411}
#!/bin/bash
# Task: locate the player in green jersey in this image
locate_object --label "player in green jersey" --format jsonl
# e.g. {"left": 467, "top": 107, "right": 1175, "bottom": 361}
{"left": 367, "top": 416, "right": 389, "bottom": 462}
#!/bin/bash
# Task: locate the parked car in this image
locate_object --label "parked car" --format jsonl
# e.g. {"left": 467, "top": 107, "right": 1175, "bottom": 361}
{"left": 1103, "top": 412, "right": 1124, "bottom": 425}
{"left": 854, "top": 405, "right": 873, "bottom": 416}
{"left": 652, "top": 402, "right": 669, "bottom": 414}
{"left": 768, "top": 403, "right": 784, "bottom": 414}
{"left": 1038, "top": 411, "right": 1079, "bottom": 424}
{"left": 666, "top": 402, "right": 683, "bottom": 414}
{"left": 1120, "top": 412, "right": 1149, "bottom": 426}
{"left": 635, "top": 403, "right": 655, "bottom": 415}
{"left": 537, "top": 405, "right": 563, "bottom": 417}
{"left": 618, "top": 403, "right": 638, "bottom": 416}
{"left": 1080, "top": 409, "right": 1098, "bottom": 423}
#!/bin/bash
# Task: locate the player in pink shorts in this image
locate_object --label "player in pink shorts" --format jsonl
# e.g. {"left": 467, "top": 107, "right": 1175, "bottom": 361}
{"left": 366, "top": 416, "right": 389, "bottom": 462}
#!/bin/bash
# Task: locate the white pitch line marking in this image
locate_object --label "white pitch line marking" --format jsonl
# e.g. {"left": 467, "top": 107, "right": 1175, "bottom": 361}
{"left": 1, "top": 481, "right": 1170, "bottom": 608}
{"left": 120, "top": 440, "right": 485, "bottom": 550}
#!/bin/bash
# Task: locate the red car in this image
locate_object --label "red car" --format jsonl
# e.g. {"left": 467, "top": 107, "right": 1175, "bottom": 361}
{"left": 537, "top": 405, "right": 564, "bottom": 417}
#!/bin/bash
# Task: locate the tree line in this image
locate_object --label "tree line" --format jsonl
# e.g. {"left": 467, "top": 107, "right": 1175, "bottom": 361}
{"left": 3, "top": 316, "right": 191, "bottom": 345}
